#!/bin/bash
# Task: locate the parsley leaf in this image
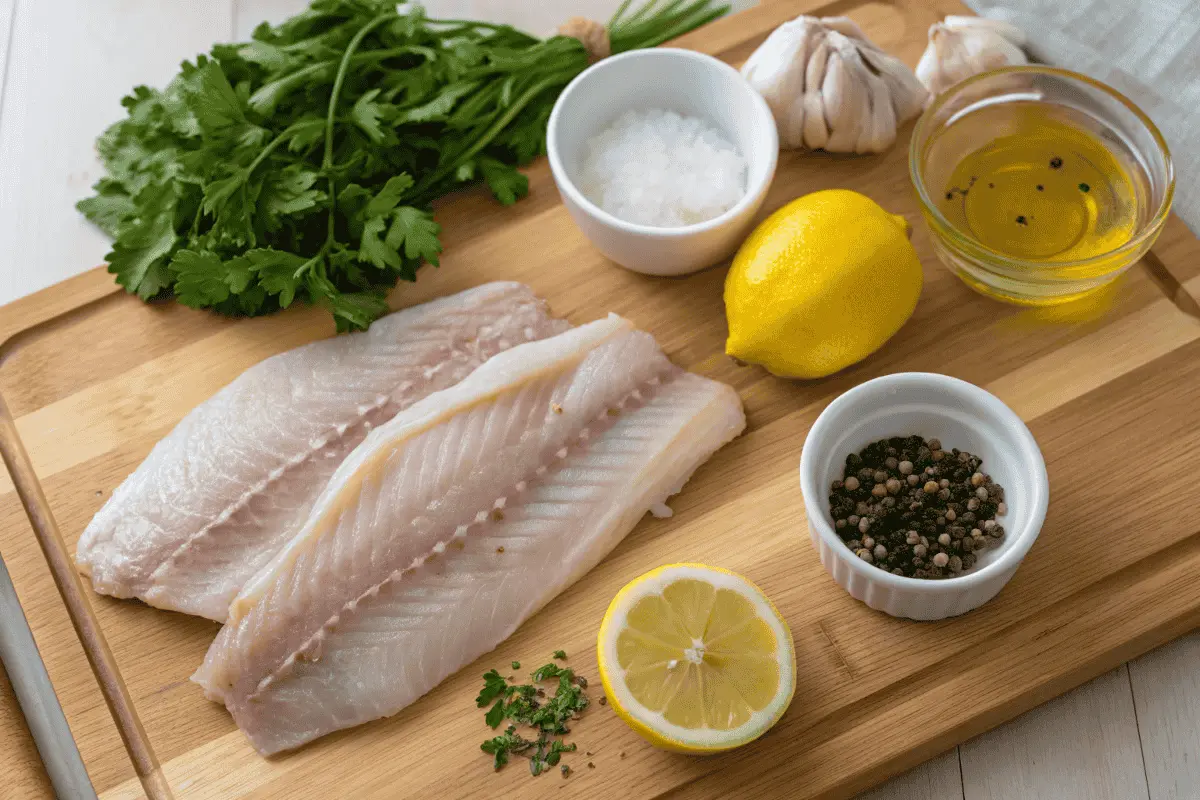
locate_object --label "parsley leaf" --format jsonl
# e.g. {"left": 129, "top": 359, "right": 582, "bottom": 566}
{"left": 386, "top": 207, "right": 441, "bottom": 266}
{"left": 172, "top": 250, "right": 253, "bottom": 308}
{"left": 241, "top": 248, "right": 308, "bottom": 308}
{"left": 476, "top": 669, "right": 508, "bottom": 707}
{"left": 477, "top": 156, "right": 528, "bottom": 206}
{"left": 260, "top": 166, "right": 325, "bottom": 231}
{"left": 365, "top": 174, "right": 414, "bottom": 219}
{"left": 480, "top": 726, "right": 534, "bottom": 771}
{"left": 553, "top": 650, "right": 567, "bottom": 660}
{"left": 76, "top": 179, "right": 136, "bottom": 239}
{"left": 485, "top": 698, "right": 506, "bottom": 729}
{"left": 180, "top": 58, "right": 247, "bottom": 135}
{"left": 106, "top": 199, "right": 178, "bottom": 300}
{"left": 350, "top": 89, "right": 392, "bottom": 144}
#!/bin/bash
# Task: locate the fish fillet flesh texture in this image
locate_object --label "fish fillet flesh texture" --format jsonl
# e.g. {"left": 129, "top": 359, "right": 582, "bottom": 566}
{"left": 75, "top": 282, "right": 567, "bottom": 622}
{"left": 193, "top": 314, "right": 746, "bottom": 755}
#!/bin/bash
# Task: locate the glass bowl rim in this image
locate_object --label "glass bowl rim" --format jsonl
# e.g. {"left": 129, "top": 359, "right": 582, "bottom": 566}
{"left": 908, "top": 65, "right": 1175, "bottom": 272}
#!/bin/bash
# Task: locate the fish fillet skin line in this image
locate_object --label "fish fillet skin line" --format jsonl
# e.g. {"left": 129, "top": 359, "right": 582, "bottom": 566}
{"left": 75, "top": 282, "right": 567, "bottom": 621}
{"left": 194, "top": 315, "right": 746, "bottom": 754}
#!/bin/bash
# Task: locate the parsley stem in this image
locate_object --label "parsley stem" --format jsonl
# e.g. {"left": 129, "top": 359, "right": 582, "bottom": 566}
{"left": 419, "top": 68, "right": 577, "bottom": 197}
{"left": 323, "top": 10, "right": 396, "bottom": 247}
{"left": 324, "top": 12, "right": 396, "bottom": 172}
{"left": 245, "top": 126, "right": 296, "bottom": 177}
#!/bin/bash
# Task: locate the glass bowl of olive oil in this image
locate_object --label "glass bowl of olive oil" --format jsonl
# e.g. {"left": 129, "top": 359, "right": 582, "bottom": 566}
{"left": 910, "top": 66, "right": 1173, "bottom": 305}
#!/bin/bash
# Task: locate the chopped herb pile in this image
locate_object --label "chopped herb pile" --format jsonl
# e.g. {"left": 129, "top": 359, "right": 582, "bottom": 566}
{"left": 477, "top": 654, "right": 590, "bottom": 776}
{"left": 78, "top": 0, "right": 728, "bottom": 331}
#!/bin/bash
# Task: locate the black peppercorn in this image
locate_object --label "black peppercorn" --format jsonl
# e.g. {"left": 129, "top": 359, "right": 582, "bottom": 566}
{"left": 827, "top": 436, "right": 1007, "bottom": 580}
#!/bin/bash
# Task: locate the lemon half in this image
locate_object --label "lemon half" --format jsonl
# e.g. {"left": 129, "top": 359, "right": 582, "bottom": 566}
{"left": 596, "top": 564, "right": 796, "bottom": 753}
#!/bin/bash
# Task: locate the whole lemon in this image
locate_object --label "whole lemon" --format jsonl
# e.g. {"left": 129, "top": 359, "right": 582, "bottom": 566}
{"left": 724, "top": 189, "right": 922, "bottom": 379}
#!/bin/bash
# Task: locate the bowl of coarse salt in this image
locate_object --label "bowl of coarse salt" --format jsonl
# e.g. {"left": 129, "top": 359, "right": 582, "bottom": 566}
{"left": 547, "top": 47, "right": 778, "bottom": 276}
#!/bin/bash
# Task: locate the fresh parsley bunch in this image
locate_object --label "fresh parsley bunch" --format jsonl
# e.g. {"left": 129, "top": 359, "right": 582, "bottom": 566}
{"left": 79, "top": 0, "right": 727, "bottom": 331}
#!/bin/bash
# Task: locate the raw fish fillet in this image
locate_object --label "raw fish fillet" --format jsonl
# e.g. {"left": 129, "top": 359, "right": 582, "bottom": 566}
{"left": 193, "top": 315, "right": 745, "bottom": 755}
{"left": 76, "top": 283, "right": 567, "bottom": 621}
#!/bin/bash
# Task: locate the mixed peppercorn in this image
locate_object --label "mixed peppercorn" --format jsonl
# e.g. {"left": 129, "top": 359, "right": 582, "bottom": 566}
{"left": 828, "top": 436, "right": 1007, "bottom": 579}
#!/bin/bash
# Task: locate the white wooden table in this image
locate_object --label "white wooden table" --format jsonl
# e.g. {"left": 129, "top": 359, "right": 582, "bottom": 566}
{"left": 0, "top": 2, "right": 1197, "bottom": 798}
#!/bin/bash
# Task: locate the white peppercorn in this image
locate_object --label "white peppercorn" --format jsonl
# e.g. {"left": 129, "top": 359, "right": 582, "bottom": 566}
{"left": 873, "top": 544, "right": 888, "bottom": 560}
{"left": 856, "top": 549, "right": 873, "bottom": 563}
{"left": 945, "top": 509, "right": 957, "bottom": 521}
{"left": 970, "top": 472, "right": 984, "bottom": 486}
{"left": 923, "top": 480, "right": 939, "bottom": 493}
{"left": 898, "top": 460, "right": 913, "bottom": 475}
{"left": 844, "top": 476, "right": 860, "bottom": 491}
{"left": 913, "top": 544, "right": 927, "bottom": 558}
{"left": 932, "top": 552, "right": 949, "bottom": 568}
{"left": 938, "top": 533, "right": 951, "bottom": 546}
{"left": 858, "top": 517, "right": 871, "bottom": 534}
{"left": 997, "top": 502, "right": 1007, "bottom": 515}
{"left": 975, "top": 486, "right": 989, "bottom": 500}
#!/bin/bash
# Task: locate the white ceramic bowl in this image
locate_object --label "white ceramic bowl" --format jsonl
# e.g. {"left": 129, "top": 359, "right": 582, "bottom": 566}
{"left": 546, "top": 47, "right": 778, "bottom": 276}
{"left": 799, "top": 373, "right": 1049, "bottom": 621}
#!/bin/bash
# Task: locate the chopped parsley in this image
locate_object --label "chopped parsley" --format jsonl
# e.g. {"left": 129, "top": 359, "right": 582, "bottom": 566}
{"left": 553, "top": 649, "right": 567, "bottom": 660}
{"left": 478, "top": 653, "right": 590, "bottom": 776}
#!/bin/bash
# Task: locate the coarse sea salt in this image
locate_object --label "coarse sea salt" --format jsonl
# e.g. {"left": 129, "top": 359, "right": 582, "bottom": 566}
{"left": 579, "top": 109, "right": 747, "bottom": 228}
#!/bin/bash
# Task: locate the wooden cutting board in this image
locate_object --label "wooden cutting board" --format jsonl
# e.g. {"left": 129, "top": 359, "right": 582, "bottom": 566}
{"left": 4, "top": 0, "right": 1200, "bottom": 797}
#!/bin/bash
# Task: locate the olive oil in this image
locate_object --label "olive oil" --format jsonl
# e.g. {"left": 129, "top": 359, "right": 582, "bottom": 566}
{"left": 926, "top": 101, "right": 1148, "bottom": 265}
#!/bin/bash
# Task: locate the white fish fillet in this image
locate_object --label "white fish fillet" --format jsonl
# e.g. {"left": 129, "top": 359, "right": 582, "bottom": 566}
{"left": 193, "top": 315, "right": 745, "bottom": 755}
{"left": 76, "top": 282, "right": 567, "bottom": 621}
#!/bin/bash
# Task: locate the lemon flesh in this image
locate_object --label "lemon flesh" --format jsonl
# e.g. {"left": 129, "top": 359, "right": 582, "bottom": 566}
{"left": 725, "top": 189, "right": 923, "bottom": 379}
{"left": 597, "top": 564, "right": 796, "bottom": 753}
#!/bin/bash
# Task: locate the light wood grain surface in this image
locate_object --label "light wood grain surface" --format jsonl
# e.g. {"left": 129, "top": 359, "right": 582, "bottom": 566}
{"left": 2, "top": 1, "right": 1200, "bottom": 799}
{"left": 960, "top": 667, "right": 1150, "bottom": 800}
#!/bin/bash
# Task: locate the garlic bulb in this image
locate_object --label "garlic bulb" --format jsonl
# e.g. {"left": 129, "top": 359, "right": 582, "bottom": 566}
{"left": 741, "top": 15, "right": 929, "bottom": 154}
{"left": 916, "top": 16, "right": 1028, "bottom": 96}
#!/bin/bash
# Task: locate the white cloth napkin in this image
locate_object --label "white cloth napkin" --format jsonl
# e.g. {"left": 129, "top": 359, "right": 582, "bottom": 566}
{"left": 967, "top": 0, "right": 1200, "bottom": 236}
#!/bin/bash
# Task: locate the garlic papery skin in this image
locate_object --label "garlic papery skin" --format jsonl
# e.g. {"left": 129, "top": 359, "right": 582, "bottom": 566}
{"left": 741, "top": 15, "right": 929, "bottom": 154}
{"left": 916, "top": 16, "right": 1028, "bottom": 97}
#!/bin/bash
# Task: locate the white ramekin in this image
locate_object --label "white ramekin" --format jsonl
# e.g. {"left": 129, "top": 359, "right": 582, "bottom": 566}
{"left": 546, "top": 47, "right": 778, "bottom": 276}
{"left": 799, "top": 373, "right": 1049, "bottom": 621}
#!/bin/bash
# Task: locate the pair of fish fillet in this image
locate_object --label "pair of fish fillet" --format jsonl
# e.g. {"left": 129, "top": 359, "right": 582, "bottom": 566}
{"left": 77, "top": 282, "right": 745, "bottom": 755}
